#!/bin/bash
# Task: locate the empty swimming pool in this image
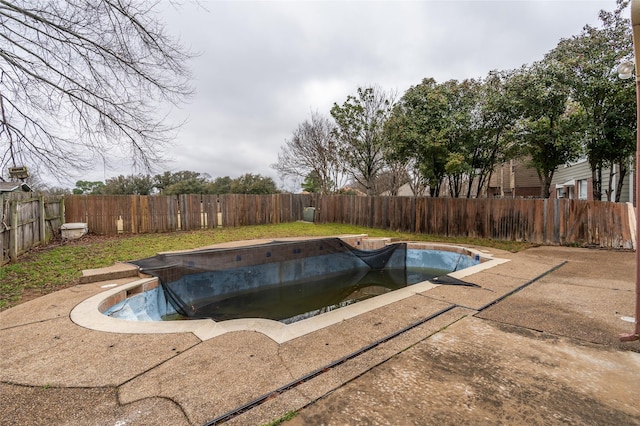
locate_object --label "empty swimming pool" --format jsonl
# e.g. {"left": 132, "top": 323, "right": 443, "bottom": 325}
{"left": 71, "top": 236, "right": 509, "bottom": 343}
{"left": 103, "top": 238, "right": 481, "bottom": 324}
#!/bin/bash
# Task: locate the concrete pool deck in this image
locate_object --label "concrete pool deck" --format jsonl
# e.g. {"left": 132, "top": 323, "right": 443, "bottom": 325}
{"left": 1, "top": 244, "right": 639, "bottom": 425}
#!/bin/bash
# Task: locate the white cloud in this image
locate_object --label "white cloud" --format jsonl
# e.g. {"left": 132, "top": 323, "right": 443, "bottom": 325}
{"left": 76, "top": 0, "right": 616, "bottom": 187}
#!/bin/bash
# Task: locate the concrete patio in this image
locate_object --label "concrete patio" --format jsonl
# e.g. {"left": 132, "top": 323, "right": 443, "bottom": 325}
{"left": 1, "top": 243, "right": 639, "bottom": 425}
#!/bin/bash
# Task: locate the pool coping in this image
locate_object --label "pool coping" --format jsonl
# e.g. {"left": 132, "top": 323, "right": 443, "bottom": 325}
{"left": 69, "top": 236, "right": 509, "bottom": 344}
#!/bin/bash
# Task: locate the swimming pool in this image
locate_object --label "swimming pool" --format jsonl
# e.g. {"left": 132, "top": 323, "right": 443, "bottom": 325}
{"left": 71, "top": 236, "right": 508, "bottom": 343}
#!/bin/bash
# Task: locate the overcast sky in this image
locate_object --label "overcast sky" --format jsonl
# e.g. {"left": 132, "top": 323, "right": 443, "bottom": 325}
{"left": 87, "top": 0, "right": 617, "bottom": 190}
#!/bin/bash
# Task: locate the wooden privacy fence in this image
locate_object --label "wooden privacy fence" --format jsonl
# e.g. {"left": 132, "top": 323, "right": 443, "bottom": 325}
{"left": 312, "top": 196, "right": 634, "bottom": 249}
{"left": 64, "top": 194, "right": 634, "bottom": 249}
{"left": 64, "top": 194, "right": 315, "bottom": 234}
{"left": 1, "top": 193, "right": 64, "bottom": 264}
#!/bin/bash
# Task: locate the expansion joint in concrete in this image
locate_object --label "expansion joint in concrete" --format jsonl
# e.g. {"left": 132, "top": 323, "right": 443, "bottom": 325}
{"left": 201, "top": 305, "right": 458, "bottom": 425}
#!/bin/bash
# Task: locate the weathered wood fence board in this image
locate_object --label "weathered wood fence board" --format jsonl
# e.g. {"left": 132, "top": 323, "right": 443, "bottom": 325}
{"left": 1, "top": 193, "right": 64, "bottom": 264}
{"left": 62, "top": 194, "right": 634, "bottom": 249}
{"left": 4, "top": 193, "right": 632, "bottom": 263}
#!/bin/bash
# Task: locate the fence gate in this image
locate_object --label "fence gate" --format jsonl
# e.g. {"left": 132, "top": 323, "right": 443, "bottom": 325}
{"left": 0, "top": 193, "right": 64, "bottom": 264}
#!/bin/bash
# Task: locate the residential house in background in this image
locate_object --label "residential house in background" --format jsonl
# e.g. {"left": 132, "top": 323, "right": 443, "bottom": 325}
{"left": 1, "top": 167, "right": 32, "bottom": 194}
{"left": 380, "top": 157, "right": 633, "bottom": 202}
{"left": 487, "top": 159, "right": 542, "bottom": 198}
{"left": 550, "top": 158, "right": 633, "bottom": 203}
{"left": 381, "top": 158, "right": 542, "bottom": 198}
{"left": 380, "top": 160, "right": 542, "bottom": 198}
{"left": 389, "top": 183, "right": 415, "bottom": 197}
{"left": 0, "top": 181, "right": 31, "bottom": 194}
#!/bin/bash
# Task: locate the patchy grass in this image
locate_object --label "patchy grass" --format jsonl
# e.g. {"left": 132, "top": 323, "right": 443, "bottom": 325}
{"left": 262, "top": 410, "right": 298, "bottom": 426}
{"left": 0, "top": 222, "right": 533, "bottom": 311}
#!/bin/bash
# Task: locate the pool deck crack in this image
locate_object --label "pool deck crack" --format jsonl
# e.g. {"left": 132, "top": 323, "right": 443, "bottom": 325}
{"left": 0, "top": 315, "right": 67, "bottom": 332}
{"left": 111, "top": 336, "right": 203, "bottom": 400}
{"left": 475, "top": 261, "right": 568, "bottom": 313}
{"left": 200, "top": 304, "right": 459, "bottom": 426}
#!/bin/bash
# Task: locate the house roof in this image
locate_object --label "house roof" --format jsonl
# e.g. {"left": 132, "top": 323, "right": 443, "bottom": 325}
{"left": 0, "top": 182, "right": 21, "bottom": 192}
{"left": 0, "top": 182, "right": 30, "bottom": 192}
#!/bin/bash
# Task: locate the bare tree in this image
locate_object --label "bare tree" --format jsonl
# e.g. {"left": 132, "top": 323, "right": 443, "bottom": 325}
{"left": 0, "top": 0, "right": 192, "bottom": 180}
{"left": 405, "top": 159, "right": 428, "bottom": 196}
{"left": 272, "top": 111, "right": 344, "bottom": 194}
{"left": 330, "top": 86, "right": 396, "bottom": 196}
{"left": 375, "top": 162, "right": 408, "bottom": 196}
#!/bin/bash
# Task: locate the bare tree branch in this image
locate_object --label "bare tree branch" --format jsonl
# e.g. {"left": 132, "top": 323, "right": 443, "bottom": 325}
{"left": 272, "top": 111, "right": 345, "bottom": 194}
{"left": 0, "top": 0, "right": 193, "bottom": 180}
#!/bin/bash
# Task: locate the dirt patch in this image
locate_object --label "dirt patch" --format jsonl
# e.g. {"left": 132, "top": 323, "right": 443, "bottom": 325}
{"left": 12, "top": 288, "right": 52, "bottom": 306}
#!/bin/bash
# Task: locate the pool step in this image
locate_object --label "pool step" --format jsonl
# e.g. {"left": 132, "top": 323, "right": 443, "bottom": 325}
{"left": 361, "top": 237, "right": 402, "bottom": 250}
{"left": 79, "top": 263, "right": 140, "bottom": 284}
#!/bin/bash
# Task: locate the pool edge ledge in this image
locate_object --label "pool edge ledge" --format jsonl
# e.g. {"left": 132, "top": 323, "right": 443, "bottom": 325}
{"left": 70, "top": 277, "right": 444, "bottom": 344}
{"left": 70, "top": 278, "right": 216, "bottom": 338}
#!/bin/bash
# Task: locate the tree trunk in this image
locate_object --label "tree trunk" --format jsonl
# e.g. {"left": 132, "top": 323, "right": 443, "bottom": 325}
{"left": 475, "top": 171, "right": 488, "bottom": 199}
{"left": 591, "top": 165, "right": 602, "bottom": 201}
{"left": 615, "top": 161, "right": 627, "bottom": 203}
{"left": 465, "top": 171, "right": 475, "bottom": 198}
{"left": 537, "top": 169, "right": 552, "bottom": 198}
{"left": 606, "top": 166, "right": 615, "bottom": 202}
{"left": 541, "top": 176, "right": 552, "bottom": 199}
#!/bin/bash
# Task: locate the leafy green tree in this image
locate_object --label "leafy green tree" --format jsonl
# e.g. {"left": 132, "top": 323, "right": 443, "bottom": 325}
{"left": 445, "top": 152, "right": 471, "bottom": 197}
{"left": 208, "top": 176, "right": 233, "bottom": 194}
{"left": 103, "top": 174, "right": 155, "bottom": 195}
{"left": 154, "top": 171, "right": 207, "bottom": 194}
{"left": 546, "top": 0, "right": 634, "bottom": 200}
{"left": 384, "top": 78, "right": 449, "bottom": 197}
{"left": 164, "top": 179, "right": 209, "bottom": 195}
{"left": 230, "top": 173, "right": 279, "bottom": 194}
{"left": 156, "top": 171, "right": 210, "bottom": 195}
{"left": 73, "top": 180, "right": 105, "bottom": 195}
{"left": 470, "top": 70, "right": 520, "bottom": 198}
{"left": 301, "top": 172, "right": 321, "bottom": 193}
{"left": 439, "top": 79, "right": 481, "bottom": 197}
{"left": 331, "top": 86, "right": 395, "bottom": 196}
{"left": 507, "top": 61, "right": 586, "bottom": 198}
{"left": 603, "top": 78, "right": 636, "bottom": 201}
{"left": 390, "top": 75, "right": 517, "bottom": 198}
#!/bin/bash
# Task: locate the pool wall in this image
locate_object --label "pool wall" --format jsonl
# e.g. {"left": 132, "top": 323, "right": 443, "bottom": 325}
{"left": 103, "top": 248, "right": 468, "bottom": 321}
{"left": 158, "top": 248, "right": 396, "bottom": 311}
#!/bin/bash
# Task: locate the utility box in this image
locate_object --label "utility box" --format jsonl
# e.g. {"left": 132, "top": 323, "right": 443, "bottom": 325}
{"left": 61, "top": 223, "right": 88, "bottom": 240}
{"left": 303, "top": 207, "right": 316, "bottom": 223}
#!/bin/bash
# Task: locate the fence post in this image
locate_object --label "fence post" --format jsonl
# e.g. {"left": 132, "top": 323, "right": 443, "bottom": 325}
{"left": 289, "top": 194, "right": 293, "bottom": 222}
{"left": 0, "top": 194, "right": 4, "bottom": 264}
{"left": 9, "top": 198, "right": 18, "bottom": 261}
{"left": 61, "top": 196, "right": 66, "bottom": 226}
{"left": 39, "top": 195, "right": 46, "bottom": 244}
